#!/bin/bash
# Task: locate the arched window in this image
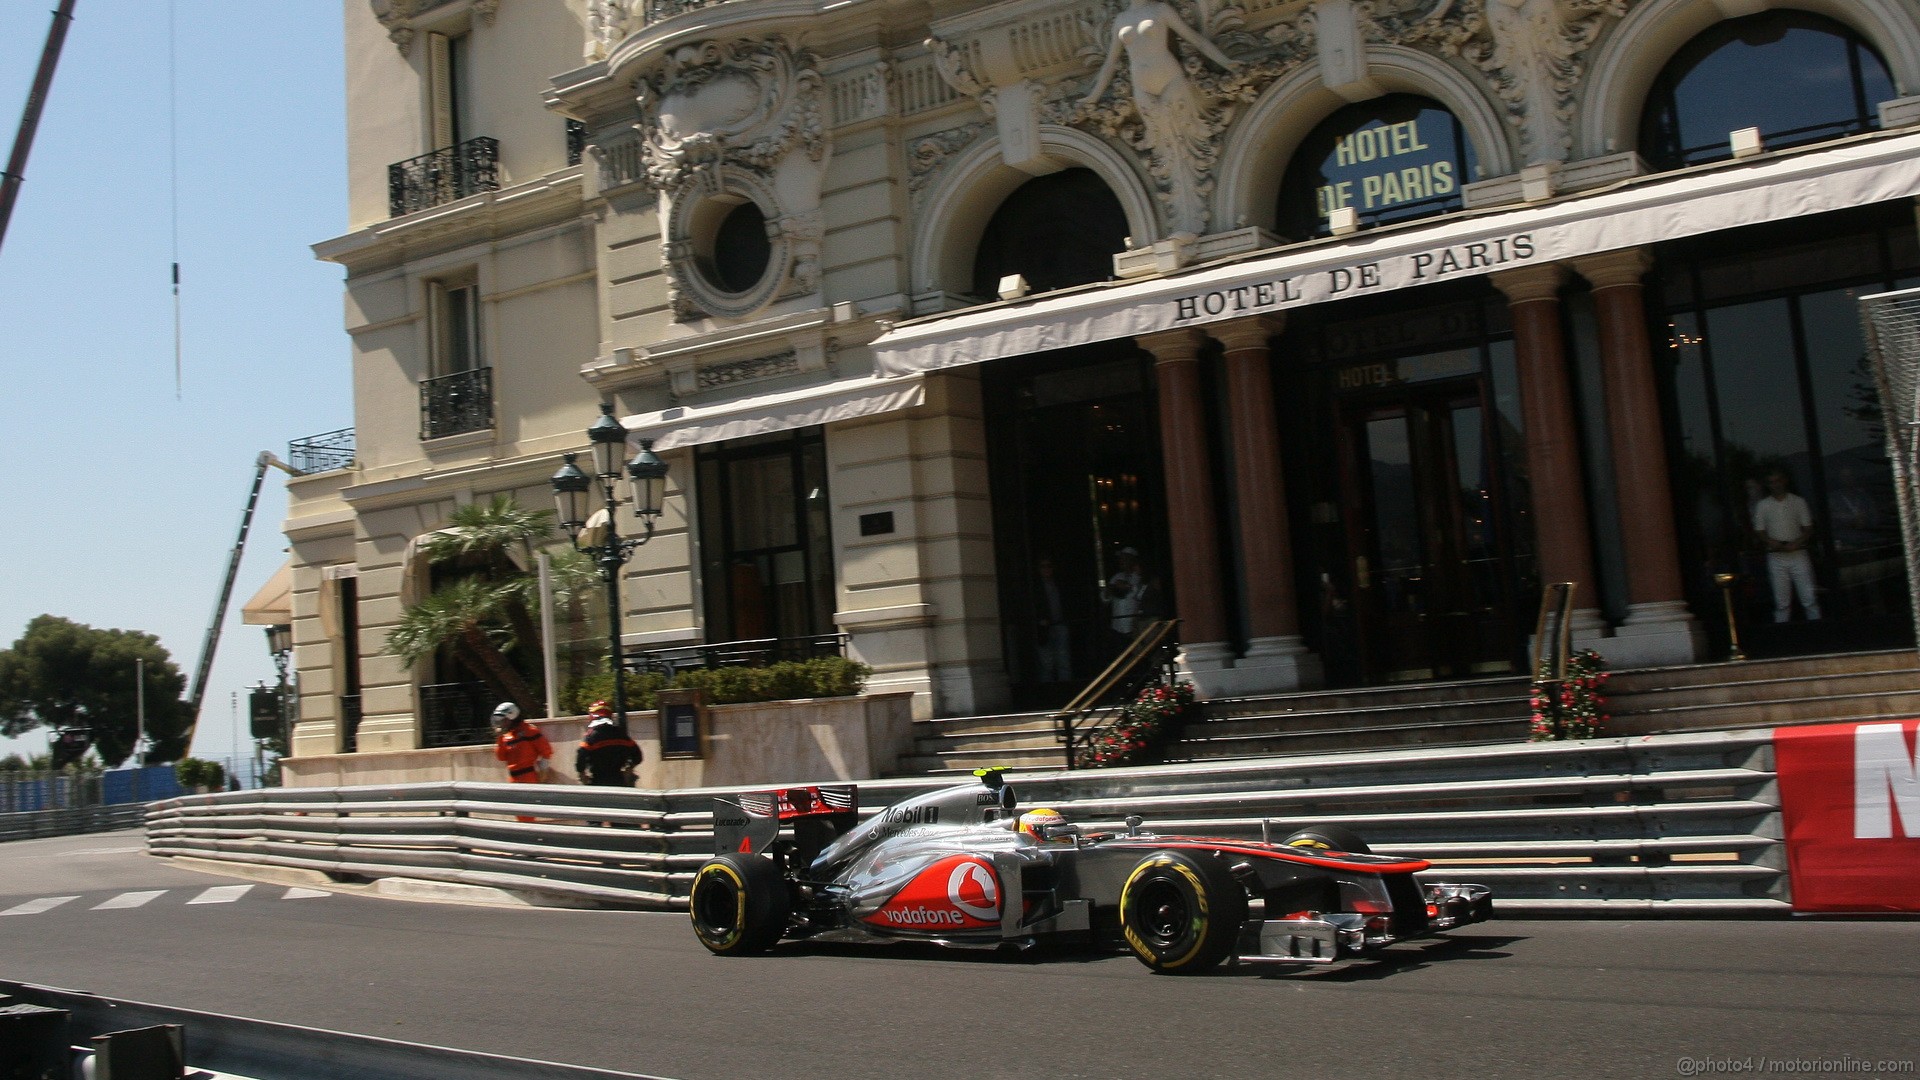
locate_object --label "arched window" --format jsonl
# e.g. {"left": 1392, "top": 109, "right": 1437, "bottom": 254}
{"left": 971, "top": 168, "right": 1129, "bottom": 298}
{"left": 1276, "top": 95, "right": 1476, "bottom": 239}
{"left": 1638, "top": 11, "right": 1895, "bottom": 171}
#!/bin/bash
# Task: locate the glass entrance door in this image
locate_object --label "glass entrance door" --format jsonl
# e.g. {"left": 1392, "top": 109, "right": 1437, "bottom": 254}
{"left": 1340, "top": 383, "right": 1521, "bottom": 681}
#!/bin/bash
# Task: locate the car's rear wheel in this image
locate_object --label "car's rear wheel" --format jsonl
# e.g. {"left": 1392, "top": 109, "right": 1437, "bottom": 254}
{"left": 1282, "top": 825, "right": 1371, "bottom": 855}
{"left": 689, "top": 853, "right": 789, "bottom": 956}
{"left": 1119, "top": 851, "right": 1246, "bottom": 974}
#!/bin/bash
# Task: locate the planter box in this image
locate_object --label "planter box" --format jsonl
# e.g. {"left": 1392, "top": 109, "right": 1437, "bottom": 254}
{"left": 281, "top": 692, "right": 915, "bottom": 789}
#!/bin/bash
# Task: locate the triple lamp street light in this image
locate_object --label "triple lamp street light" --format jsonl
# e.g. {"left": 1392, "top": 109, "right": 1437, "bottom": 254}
{"left": 550, "top": 402, "right": 669, "bottom": 733}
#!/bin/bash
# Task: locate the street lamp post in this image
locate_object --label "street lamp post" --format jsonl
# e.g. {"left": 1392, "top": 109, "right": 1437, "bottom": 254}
{"left": 551, "top": 402, "right": 668, "bottom": 732}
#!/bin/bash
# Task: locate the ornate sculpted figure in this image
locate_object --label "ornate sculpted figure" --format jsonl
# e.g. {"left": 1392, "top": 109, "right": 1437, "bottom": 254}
{"left": 588, "top": 0, "right": 639, "bottom": 60}
{"left": 1479, "top": 0, "right": 1624, "bottom": 162}
{"left": 1080, "top": 0, "right": 1239, "bottom": 235}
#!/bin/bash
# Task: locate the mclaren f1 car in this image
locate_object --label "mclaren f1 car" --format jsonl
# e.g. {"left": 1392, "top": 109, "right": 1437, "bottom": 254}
{"left": 689, "top": 771, "right": 1492, "bottom": 973}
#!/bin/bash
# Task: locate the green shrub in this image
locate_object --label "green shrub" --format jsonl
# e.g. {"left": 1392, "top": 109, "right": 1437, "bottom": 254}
{"left": 175, "top": 757, "right": 227, "bottom": 791}
{"left": 562, "top": 656, "right": 872, "bottom": 715}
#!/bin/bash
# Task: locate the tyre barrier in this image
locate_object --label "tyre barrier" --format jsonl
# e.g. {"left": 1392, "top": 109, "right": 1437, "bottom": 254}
{"left": 147, "top": 728, "right": 1793, "bottom": 915}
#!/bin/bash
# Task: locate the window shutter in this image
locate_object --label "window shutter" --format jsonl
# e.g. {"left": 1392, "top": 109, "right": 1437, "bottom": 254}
{"left": 428, "top": 32, "right": 454, "bottom": 151}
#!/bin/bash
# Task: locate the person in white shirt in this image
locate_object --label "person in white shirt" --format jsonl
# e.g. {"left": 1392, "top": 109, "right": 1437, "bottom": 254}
{"left": 1107, "top": 547, "right": 1144, "bottom": 644}
{"left": 1752, "top": 470, "right": 1821, "bottom": 622}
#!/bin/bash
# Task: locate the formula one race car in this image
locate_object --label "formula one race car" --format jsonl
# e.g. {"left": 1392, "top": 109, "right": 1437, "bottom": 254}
{"left": 689, "top": 771, "right": 1492, "bottom": 973}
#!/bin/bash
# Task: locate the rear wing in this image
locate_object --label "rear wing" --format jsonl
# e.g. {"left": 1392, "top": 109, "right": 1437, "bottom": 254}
{"left": 713, "top": 784, "right": 858, "bottom": 858}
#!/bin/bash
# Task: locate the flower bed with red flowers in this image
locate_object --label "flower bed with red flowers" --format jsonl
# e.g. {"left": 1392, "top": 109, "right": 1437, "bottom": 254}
{"left": 1074, "top": 681, "right": 1198, "bottom": 768}
{"left": 1530, "top": 648, "right": 1610, "bottom": 741}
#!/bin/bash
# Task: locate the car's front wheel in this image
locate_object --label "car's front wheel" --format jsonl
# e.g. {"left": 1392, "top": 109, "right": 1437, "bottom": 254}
{"left": 689, "top": 853, "right": 789, "bottom": 956}
{"left": 1119, "top": 851, "right": 1246, "bottom": 974}
{"left": 1282, "top": 824, "right": 1371, "bottom": 855}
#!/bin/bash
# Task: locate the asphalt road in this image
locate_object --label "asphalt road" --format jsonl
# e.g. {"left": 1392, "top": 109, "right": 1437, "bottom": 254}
{"left": 2, "top": 831, "right": 1916, "bottom": 1080}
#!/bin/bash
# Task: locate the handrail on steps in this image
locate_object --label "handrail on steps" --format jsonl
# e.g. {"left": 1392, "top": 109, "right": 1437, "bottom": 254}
{"left": 1052, "top": 619, "right": 1180, "bottom": 770}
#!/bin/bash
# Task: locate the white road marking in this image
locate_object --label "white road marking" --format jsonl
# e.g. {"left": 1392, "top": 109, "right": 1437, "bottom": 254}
{"left": 281, "top": 888, "right": 330, "bottom": 900}
{"left": 186, "top": 885, "right": 254, "bottom": 905}
{"left": 92, "top": 890, "right": 167, "bottom": 910}
{"left": 1, "top": 896, "right": 80, "bottom": 916}
{"left": 68, "top": 847, "right": 144, "bottom": 855}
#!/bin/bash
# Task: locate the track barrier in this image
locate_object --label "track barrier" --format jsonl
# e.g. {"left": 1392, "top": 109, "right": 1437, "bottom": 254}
{"left": 146, "top": 727, "right": 1825, "bottom": 915}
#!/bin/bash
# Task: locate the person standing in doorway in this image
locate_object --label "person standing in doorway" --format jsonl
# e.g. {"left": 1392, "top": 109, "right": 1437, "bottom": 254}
{"left": 1753, "top": 469, "right": 1821, "bottom": 622}
{"left": 1034, "top": 557, "right": 1072, "bottom": 684}
{"left": 1107, "top": 546, "right": 1144, "bottom": 651}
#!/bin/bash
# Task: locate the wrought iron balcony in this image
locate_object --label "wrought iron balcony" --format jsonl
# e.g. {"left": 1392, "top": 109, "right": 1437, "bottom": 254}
{"left": 419, "top": 681, "right": 495, "bottom": 749}
{"left": 566, "top": 119, "right": 587, "bottom": 167}
{"left": 387, "top": 136, "right": 499, "bottom": 218}
{"left": 288, "top": 427, "right": 354, "bottom": 474}
{"left": 419, "top": 367, "right": 493, "bottom": 441}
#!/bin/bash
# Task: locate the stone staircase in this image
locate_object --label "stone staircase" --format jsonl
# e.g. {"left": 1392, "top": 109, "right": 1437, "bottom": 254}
{"left": 890, "top": 648, "right": 1920, "bottom": 775}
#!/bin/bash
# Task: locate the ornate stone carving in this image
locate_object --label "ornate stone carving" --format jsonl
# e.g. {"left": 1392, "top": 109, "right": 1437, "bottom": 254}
{"left": 1363, "top": 0, "right": 1629, "bottom": 164}
{"left": 1073, "top": 1, "right": 1312, "bottom": 236}
{"left": 697, "top": 350, "right": 801, "bottom": 390}
{"left": 907, "top": 123, "right": 987, "bottom": 211}
{"left": 634, "top": 38, "right": 832, "bottom": 320}
{"left": 587, "top": 0, "right": 640, "bottom": 60}
{"left": 370, "top": 0, "right": 472, "bottom": 56}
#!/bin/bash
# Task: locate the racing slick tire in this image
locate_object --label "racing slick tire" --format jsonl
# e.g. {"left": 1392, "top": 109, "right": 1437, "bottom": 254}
{"left": 690, "top": 853, "right": 790, "bottom": 956}
{"left": 1282, "top": 825, "right": 1371, "bottom": 855}
{"left": 1119, "top": 851, "right": 1248, "bottom": 974}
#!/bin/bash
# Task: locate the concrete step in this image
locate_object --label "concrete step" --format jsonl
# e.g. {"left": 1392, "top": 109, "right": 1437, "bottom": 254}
{"left": 1607, "top": 689, "right": 1920, "bottom": 735}
{"left": 1174, "top": 716, "right": 1532, "bottom": 760}
{"left": 1610, "top": 667, "right": 1920, "bottom": 713}
{"left": 1607, "top": 650, "right": 1920, "bottom": 692}
{"left": 1205, "top": 676, "right": 1532, "bottom": 719}
{"left": 910, "top": 728, "right": 1063, "bottom": 754}
{"left": 907, "top": 711, "right": 1057, "bottom": 739}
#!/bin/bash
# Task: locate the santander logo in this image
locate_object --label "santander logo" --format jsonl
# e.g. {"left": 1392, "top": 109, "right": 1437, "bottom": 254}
{"left": 1855, "top": 722, "right": 1920, "bottom": 839}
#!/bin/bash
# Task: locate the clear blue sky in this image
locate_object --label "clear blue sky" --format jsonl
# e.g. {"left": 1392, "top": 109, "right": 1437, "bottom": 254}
{"left": 0, "top": 2, "right": 348, "bottom": 773}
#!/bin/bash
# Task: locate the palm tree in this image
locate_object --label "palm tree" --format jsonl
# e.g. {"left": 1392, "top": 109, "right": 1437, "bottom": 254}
{"left": 385, "top": 496, "right": 595, "bottom": 714}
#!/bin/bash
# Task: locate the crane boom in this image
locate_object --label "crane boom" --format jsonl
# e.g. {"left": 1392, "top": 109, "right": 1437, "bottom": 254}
{"left": 0, "top": 0, "right": 78, "bottom": 256}
{"left": 185, "top": 452, "right": 299, "bottom": 738}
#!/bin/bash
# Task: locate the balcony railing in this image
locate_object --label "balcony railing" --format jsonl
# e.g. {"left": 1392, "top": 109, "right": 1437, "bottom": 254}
{"left": 626, "top": 633, "right": 849, "bottom": 677}
{"left": 419, "top": 367, "right": 492, "bottom": 441}
{"left": 288, "top": 427, "right": 354, "bottom": 474}
{"left": 388, "top": 136, "right": 500, "bottom": 218}
{"left": 419, "top": 682, "right": 495, "bottom": 749}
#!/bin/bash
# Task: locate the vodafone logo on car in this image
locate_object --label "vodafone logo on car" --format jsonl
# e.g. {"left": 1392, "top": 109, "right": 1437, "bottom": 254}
{"left": 1776, "top": 720, "right": 1920, "bottom": 912}
{"left": 863, "top": 854, "right": 1001, "bottom": 931}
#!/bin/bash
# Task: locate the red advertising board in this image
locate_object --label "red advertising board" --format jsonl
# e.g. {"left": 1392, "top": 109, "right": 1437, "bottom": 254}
{"left": 1773, "top": 720, "right": 1920, "bottom": 912}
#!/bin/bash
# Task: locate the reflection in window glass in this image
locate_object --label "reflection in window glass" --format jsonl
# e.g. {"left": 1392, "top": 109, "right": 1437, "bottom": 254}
{"left": 972, "top": 168, "right": 1129, "bottom": 298}
{"left": 1639, "top": 11, "right": 1893, "bottom": 170}
{"left": 1705, "top": 299, "right": 1807, "bottom": 479}
{"left": 1277, "top": 95, "right": 1476, "bottom": 238}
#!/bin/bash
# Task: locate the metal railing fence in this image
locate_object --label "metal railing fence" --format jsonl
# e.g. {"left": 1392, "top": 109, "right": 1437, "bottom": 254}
{"left": 626, "top": 633, "right": 848, "bottom": 676}
{"left": 287, "top": 427, "right": 355, "bottom": 474}
{"left": 387, "top": 136, "right": 500, "bottom": 218}
{"left": 147, "top": 728, "right": 1787, "bottom": 915}
{"left": 419, "top": 367, "right": 493, "bottom": 440}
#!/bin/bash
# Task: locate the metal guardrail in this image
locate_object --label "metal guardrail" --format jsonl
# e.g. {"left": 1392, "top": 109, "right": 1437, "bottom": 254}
{"left": 2, "top": 802, "right": 148, "bottom": 843}
{"left": 287, "top": 427, "right": 355, "bottom": 474}
{"left": 146, "top": 728, "right": 1788, "bottom": 915}
{"left": 1055, "top": 619, "right": 1180, "bottom": 769}
{"left": 0, "top": 981, "right": 672, "bottom": 1080}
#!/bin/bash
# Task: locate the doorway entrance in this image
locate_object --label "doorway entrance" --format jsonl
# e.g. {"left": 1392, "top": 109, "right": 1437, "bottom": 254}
{"left": 1337, "top": 364, "right": 1525, "bottom": 682}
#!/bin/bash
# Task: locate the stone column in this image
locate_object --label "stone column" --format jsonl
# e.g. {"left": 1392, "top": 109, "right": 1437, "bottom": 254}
{"left": 1491, "top": 264, "right": 1608, "bottom": 640}
{"left": 1215, "top": 315, "right": 1321, "bottom": 690}
{"left": 1574, "top": 249, "right": 1704, "bottom": 664}
{"left": 1137, "top": 328, "right": 1235, "bottom": 679}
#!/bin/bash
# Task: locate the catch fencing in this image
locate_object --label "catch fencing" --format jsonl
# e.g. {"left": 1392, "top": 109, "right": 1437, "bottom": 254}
{"left": 1, "top": 766, "right": 183, "bottom": 843}
{"left": 146, "top": 728, "right": 1786, "bottom": 915}
{"left": 1860, "top": 285, "right": 1920, "bottom": 642}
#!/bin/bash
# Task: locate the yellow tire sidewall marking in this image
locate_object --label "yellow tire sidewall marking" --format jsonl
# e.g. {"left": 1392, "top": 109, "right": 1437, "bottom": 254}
{"left": 1120, "top": 857, "right": 1211, "bottom": 969}
{"left": 693, "top": 862, "right": 748, "bottom": 949}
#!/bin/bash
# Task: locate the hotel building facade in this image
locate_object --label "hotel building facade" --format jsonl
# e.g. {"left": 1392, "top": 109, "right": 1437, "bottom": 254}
{"left": 285, "top": 0, "right": 1920, "bottom": 755}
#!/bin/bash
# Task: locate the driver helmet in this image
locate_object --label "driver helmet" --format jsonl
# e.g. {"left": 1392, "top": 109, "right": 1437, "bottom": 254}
{"left": 491, "top": 702, "right": 521, "bottom": 727}
{"left": 586, "top": 700, "right": 613, "bottom": 719}
{"left": 1017, "top": 808, "right": 1068, "bottom": 843}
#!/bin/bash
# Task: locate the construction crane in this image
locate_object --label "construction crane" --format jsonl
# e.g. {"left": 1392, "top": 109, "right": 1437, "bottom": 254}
{"left": 184, "top": 452, "right": 301, "bottom": 742}
{"left": 0, "top": 0, "right": 78, "bottom": 256}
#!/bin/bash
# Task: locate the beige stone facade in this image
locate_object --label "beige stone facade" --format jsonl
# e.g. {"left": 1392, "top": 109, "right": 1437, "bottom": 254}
{"left": 290, "top": 0, "right": 1920, "bottom": 758}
